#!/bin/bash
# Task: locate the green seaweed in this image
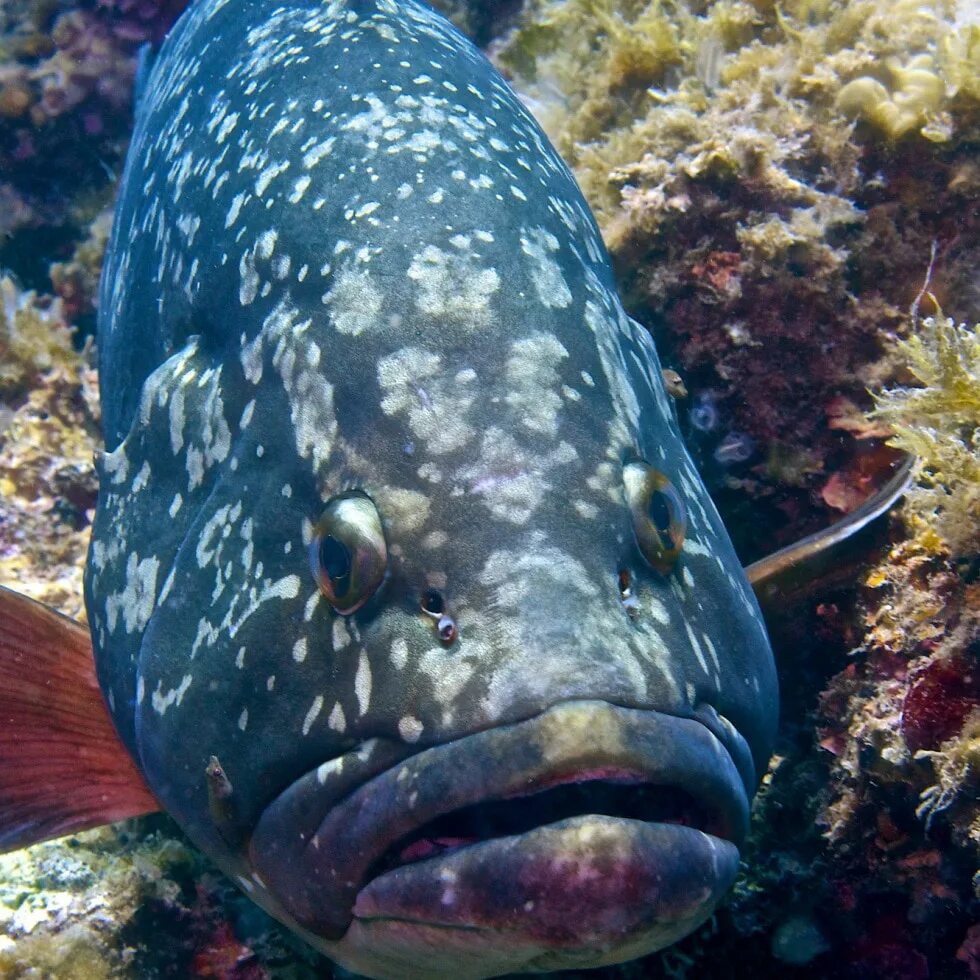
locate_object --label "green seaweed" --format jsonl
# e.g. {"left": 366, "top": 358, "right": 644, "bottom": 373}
{"left": 874, "top": 309, "right": 980, "bottom": 555}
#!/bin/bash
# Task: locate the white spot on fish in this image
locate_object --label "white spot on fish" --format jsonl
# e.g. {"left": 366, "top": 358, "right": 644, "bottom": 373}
{"left": 355, "top": 651, "right": 372, "bottom": 716}
{"left": 292, "top": 637, "right": 308, "bottom": 663}
{"left": 302, "top": 695, "right": 324, "bottom": 735}
{"left": 398, "top": 716, "right": 424, "bottom": 742}
{"left": 151, "top": 673, "right": 192, "bottom": 715}
{"left": 328, "top": 702, "right": 346, "bottom": 732}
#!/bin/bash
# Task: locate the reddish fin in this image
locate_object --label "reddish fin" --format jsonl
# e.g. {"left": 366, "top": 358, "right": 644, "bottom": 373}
{"left": 0, "top": 586, "right": 158, "bottom": 852}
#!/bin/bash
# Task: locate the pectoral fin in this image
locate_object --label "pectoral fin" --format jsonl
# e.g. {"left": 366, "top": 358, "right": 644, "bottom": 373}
{"left": 0, "top": 586, "right": 158, "bottom": 853}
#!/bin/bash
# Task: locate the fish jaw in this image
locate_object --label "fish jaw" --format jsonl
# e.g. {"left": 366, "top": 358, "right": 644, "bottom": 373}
{"left": 347, "top": 817, "right": 738, "bottom": 978}
{"left": 249, "top": 700, "right": 748, "bottom": 978}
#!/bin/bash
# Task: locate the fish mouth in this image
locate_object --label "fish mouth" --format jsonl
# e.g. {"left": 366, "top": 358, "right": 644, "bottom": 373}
{"left": 251, "top": 700, "right": 750, "bottom": 976}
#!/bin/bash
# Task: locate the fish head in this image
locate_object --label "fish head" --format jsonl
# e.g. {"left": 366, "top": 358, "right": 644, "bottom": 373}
{"left": 85, "top": 0, "right": 777, "bottom": 977}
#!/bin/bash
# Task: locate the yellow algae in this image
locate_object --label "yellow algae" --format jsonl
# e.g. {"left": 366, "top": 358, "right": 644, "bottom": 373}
{"left": 0, "top": 277, "right": 100, "bottom": 620}
{"left": 498, "top": 0, "right": 980, "bottom": 228}
{"left": 874, "top": 311, "right": 980, "bottom": 556}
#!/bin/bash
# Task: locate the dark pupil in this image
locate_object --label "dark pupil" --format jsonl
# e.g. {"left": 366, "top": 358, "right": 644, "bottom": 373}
{"left": 422, "top": 589, "right": 444, "bottom": 615}
{"left": 321, "top": 535, "right": 352, "bottom": 587}
{"left": 648, "top": 490, "right": 676, "bottom": 550}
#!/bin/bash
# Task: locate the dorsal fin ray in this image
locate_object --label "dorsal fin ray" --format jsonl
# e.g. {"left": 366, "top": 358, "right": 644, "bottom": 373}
{"left": 0, "top": 586, "right": 158, "bottom": 853}
{"left": 747, "top": 454, "right": 914, "bottom": 607}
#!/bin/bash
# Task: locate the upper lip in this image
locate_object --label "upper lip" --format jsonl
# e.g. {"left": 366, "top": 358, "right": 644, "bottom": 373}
{"left": 250, "top": 700, "right": 751, "bottom": 939}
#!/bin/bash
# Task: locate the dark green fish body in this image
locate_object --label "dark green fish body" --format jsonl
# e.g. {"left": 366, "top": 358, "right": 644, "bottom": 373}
{"left": 84, "top": 1, "right": 777, "bottom": 975}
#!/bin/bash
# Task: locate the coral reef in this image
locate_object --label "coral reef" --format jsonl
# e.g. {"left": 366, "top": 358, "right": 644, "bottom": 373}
{"left": 497, "top": 0, "right": 980, "bottom": 562}
{"left": 0, "top": 0, "right": 189, "bottom": 304}
{"left": 0, "top": 276, "right": 99, "bottom": 618}
{"left": 0, "top": 819, "right": 325, "bottom": 979}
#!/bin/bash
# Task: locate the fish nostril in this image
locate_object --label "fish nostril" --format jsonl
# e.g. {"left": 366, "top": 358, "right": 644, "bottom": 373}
{"left": 436, "top": 615, "right": 458, "bottom": 646}
{"left": 421, "top": 589, "right": 458, "bottom": 646}
{"left": 618, "top": 568, "right": 639, "bottom": 620}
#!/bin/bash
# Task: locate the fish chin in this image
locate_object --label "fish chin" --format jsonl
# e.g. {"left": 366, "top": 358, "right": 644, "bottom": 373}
{"left": 250, "top": 701, "right": 751, "bottom": 979}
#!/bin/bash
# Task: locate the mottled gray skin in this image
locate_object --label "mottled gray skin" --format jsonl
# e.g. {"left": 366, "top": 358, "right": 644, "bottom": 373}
{"left": 85, "top": 0, "right": 778, "bottom": 976}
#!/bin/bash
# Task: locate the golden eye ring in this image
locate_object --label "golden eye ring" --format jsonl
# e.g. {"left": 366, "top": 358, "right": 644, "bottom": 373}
{"left": 310, "top": 492, "right": 387, "bottom": 615}
{"left": 623, "top": 461, "right": 686, "bottom": 576}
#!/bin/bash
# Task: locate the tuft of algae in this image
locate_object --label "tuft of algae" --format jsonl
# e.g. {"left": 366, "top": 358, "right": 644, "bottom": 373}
{"left": 0, "top": 274, "right": 79, "bottom": 401}
{"left": 0, "top": 275, "right": 100, "bottom": 619}
{"left": 498, "top": 0, "right": 980, "bottom": 224}
{"left": 874, "top": 310, "right": 980, "bottom": 557}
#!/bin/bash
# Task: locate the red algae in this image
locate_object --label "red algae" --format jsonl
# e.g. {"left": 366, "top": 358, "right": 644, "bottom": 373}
{"left": 901, "top": 655, "right": 980, "bottom": 752}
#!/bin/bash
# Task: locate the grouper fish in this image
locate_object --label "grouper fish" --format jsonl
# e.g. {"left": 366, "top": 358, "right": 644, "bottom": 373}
{"left": 0, "top": 0, "right": 905, "bottom": 975}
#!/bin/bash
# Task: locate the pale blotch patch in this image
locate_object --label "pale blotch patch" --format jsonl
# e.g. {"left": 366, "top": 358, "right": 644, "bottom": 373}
{"left": 587, "top": 301, "right": 641, "bottom": 431}
{"left": 302, "top": 695, "right": 324, "bottom": 735}
{"left": 332, "top": 617, "right": 352, "bottom": 649}
{"left": 238, "top": 708, "right": 249, "bottom": 731}
{"left": 377, "top": 347, "right": 476, "bottom": 454}
{"left": 646, "top": 595, "right": 671, "bottom": 626}
{"left": 504, "top": 333, "right": 569, "bottom": 437}
{"left": 460, "top": 428, "right": 577, "bottom": 525}
{"left": 151, "top": 673, "right": 192, "bottom": 715}
{"left": 399, "top": 715, "right": 424, "bottom": 742}
{"left": 479, "top": 539, "right": 598, "bottom": 609}
{"left": 520, "top": 227, "right": 571, "bottom": 308}
{"left": 355, "top": 651, "right": 372, "bottom": 716}
{"left": 422, "top": 529, "right": 447, "bottom": 549}
{"left": 328, "top": 701, "right": 347, "bottom": 732}
{"left": 416, "top": 646, "right": 477, "bottom": 708}
{"left": 407, "top": 245, "right": 499, "bottom": 331}
{"left": 323, "top": 260, "right": 383, "bottom": 336}
{"left": 684, "top": 621, "right": 710, "bottom": 674}
{"left": 239, "top": 249, "right": 259, "bottom": 306}
{"left": 105, "top": 553, "right": 160, "bottom": 634}
{"left": 244, "top": 301, "right": 337, "bottom": 476}
{"left": 292, "top": 637, "right": 308, "bottom": 663}
{"left": 391, "top": 636, "right": 409, "bottom": 669}
{"left": 131, "top": 460, "right": 151, "bottom": 493}
{"left": 373, "top": 486, "right": 431, "bottom": 534}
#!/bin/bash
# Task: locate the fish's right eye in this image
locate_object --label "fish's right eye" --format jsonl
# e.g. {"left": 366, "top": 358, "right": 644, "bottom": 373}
{"left": 623, "top": 461, "right": 687, "bottom": 576}
{"left": 310, "top": 492, "right": 387, "bottom": 614}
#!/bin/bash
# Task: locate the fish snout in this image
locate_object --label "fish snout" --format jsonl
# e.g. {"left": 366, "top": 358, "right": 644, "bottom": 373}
{"left": 249, "top": 700, "right": 749, "bottom": 978}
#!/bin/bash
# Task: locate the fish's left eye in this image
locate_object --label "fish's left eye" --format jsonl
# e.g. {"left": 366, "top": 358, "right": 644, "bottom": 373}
{"left": 623, "top": 461, "right": 687, "bottom": 576}
{"left": 310, "top": 492, "right": 387, "bottom": 614}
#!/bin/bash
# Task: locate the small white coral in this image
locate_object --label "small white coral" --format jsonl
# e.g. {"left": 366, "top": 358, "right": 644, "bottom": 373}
{"left": 837, "top": 54, "right": 948, "bottom": 139}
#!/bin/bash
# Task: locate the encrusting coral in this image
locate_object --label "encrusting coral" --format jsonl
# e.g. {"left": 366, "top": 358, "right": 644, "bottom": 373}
{"left": 0, "top": 0, "right": 189, "bottom": 298}
{"left": 0, "top": 276, "right": 99, "bottom": 619}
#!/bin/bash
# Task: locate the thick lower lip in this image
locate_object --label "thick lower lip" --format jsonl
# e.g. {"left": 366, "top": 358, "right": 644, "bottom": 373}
{"left": 250, "top": 701, "right": 750, "bottom": 946}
